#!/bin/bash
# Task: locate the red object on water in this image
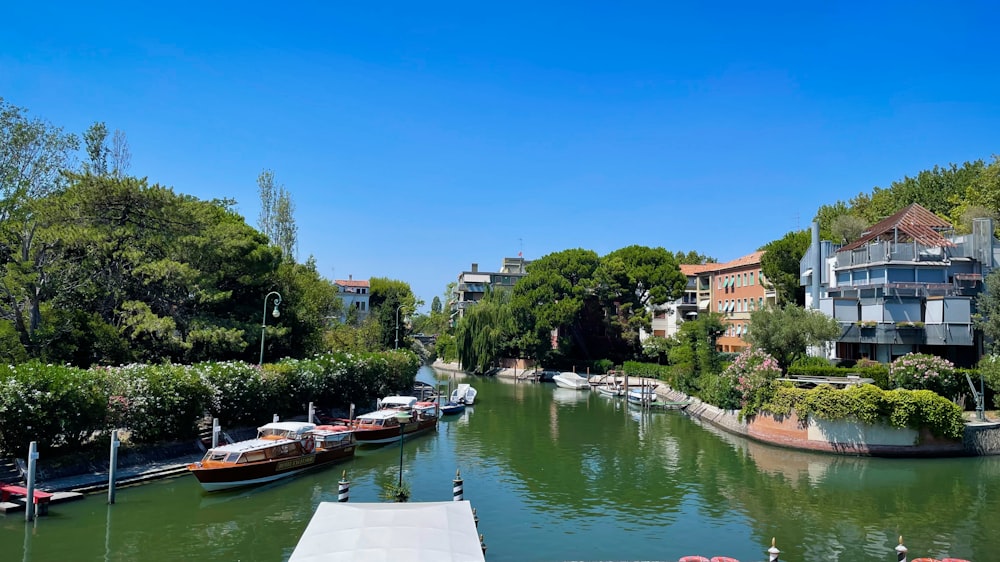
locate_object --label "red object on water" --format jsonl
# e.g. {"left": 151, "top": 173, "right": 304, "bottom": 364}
{"left": 678, "top": 557, "right": 710, "bottom": 562}
{"left": 710, "top": 557, "right": 741, "bottom": 562}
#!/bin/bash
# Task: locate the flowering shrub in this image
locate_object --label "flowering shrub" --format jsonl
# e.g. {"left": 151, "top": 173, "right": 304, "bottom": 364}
{"left": 889, "top": 353, "right": 959, "bottom": 398}
{"left": 0, "top": 351, "right": 421, "bottom": 456}
{"left": 718, "top": 347, "right": 782, "bottom": 418}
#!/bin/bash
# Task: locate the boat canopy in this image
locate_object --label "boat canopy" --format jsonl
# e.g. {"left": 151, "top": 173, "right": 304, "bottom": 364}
{"left": 257, "top": 422, "right": 316, "bottom": 439}
{"left": 379, "top": 396, "right": 418, "bottom": 409}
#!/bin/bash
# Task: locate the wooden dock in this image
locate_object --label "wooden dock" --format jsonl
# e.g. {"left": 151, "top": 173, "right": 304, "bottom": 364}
{"left": 0, "top": 484, "right": 83, "bottom": 514}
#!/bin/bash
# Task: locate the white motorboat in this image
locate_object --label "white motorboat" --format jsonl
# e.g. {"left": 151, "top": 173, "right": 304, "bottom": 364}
{"left": 552, "top": 372, "right": 590, "bottom": 390}
{"left": 595, "top": 382, "right": 626, "bottom": 397}
{"left": 450, "top": 383, "right": 478, "bottom": 405}
{"left": 626, "top": 387, "right": 658, "bottom": 405}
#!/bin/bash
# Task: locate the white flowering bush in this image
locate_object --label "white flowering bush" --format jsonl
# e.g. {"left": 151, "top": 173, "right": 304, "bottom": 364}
{"left": 0, "top": 362, "right": 107, "bottom": 453}
{"left": 889, "top": 353, "right": 958, "bottom": 398}
{"left": 107, "top": 363, "right": 212, "bottom": 443}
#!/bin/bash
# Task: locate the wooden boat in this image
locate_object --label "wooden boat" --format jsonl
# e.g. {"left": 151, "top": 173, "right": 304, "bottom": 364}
{"left": 187, "top": 421, "right": 355, "bottom": 492}
{"left": 349, "top": 396, "right": 439, "bottom": 445}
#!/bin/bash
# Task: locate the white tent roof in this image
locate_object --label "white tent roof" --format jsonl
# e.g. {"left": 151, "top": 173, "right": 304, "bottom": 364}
{"left": 289, "top": 501, "right": 485, "bottom": 562}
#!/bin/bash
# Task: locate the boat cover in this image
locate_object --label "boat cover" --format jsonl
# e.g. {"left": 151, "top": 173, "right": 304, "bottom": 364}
{"left": 289, "top": 501, "right": 485, "bottom": 562}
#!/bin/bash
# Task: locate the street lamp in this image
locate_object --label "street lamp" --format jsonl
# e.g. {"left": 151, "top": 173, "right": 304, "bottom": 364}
{"left": 395, "top": 411, "right": 411, "bottom": 489}
{"left": 259, "top": 291, "right": 282, "bottom": 365}
{"left": 395, "top": 304, "right": 409, "bottom": 350}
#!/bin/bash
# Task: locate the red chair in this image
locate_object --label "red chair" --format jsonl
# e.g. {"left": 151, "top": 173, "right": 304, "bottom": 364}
{"left": 678, "top": 557, "right": 710, "bottom": 562}
{"left": 940, "top": 559, "right": 971, "bottom": 562}
{"left": 910, "top": 558, "right": 942, "bottom": 562}
{"left": 710, "top": 558, "right": 741, "bottom": 562}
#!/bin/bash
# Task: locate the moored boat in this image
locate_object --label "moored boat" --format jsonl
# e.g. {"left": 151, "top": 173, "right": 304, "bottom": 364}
{"left": 552, "top": 372, "right": 590, "bottom": 390}
{"left": 626, "top": 387, "right": 658, "bottom": 405}
{"left": 439, "top": 400, "right": 466, "bottom": 416}
{"left": 450, "top": 383, "right": 477, "bottom": 405}
{"left": 350, "top": 396, "right": 439, "bottom": 445}
{"left": 187, "top": 421, "right": 355, "bottom": 492}
{"left": 595, "top": 382, "right": 626, "bottom": 397}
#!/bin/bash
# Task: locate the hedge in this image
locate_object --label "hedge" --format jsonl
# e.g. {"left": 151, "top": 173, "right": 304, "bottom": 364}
{"left": 0, "top": 350, "right": 420, "bottom": 456}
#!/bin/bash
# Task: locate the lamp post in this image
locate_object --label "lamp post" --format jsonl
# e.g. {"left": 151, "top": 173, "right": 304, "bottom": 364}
{"left": 259, "top": 291, "right": 282, "bottom": 365}
{"left": 395, "top": 304, "right": 408, "bottom": 350}
{"left": 395, "top": 411, "right": 411, "bottom": 490}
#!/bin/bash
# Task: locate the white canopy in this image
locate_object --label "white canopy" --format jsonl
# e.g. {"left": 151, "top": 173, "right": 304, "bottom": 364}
{"left": 289, "top": 501, "right": 485, "bottom": 562}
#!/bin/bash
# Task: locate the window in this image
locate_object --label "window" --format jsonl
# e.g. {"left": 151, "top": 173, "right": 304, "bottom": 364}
{"left": 758, "top": 297, "right": 763, "bottom": 309}
{"left": 749, "top": 272, "right": 754, "bottom": 285}
{"left": 718, "top": 300, "right": 722, "bottom": 312}
{"left": 743, "top": 298, "right": 748, "bottom": 311}
{"left": 736, "top": 275, "right": 742, "bottom": 288}
{"left": 717, "top": 277, "right": 722, "bottom": 289}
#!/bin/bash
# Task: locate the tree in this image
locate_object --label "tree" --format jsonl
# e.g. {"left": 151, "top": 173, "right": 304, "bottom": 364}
{"left": 759, "top": 230, "right": 810, "bottom": 306}
{"left": 455, "top": 291, "right": 515, "bottom": 373}
{"left": 273, "top": 186, "right": 297, "bottom": 262}
{"left": 83, "top": 122, "right": 109, "bottom": 176}
{"left": 673, "top": 250, "right": 716, "bottom": 265}
{"left": 0, "top": 98, "right": 79, "bottom": 353}
{"left": 975, "top": 269, "right": 1000, "bottom": 355}
{"left": 590, "top": 245, "right": 687, "bottom": 359}
{"left": 369, "top": 277, "right": 418, "bottom": 350}
{"left": 431, "top": 296, "right": 442, "bottom": 314}
{"left": 257, "top": 169, "right": 297, "bottom": 262}
{"left": 744, "top": 305, "right": 841, "bottom": 371}
{"left": 829, "top": 214, "right": 868, "bottom": 244}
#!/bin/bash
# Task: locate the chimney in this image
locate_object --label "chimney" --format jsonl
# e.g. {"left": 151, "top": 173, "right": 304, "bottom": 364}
{"left": 349, "top": 274, "right": 352, "bottom": 281}
{"left": 471, "top": 263, "right": 478, "bottom": 273}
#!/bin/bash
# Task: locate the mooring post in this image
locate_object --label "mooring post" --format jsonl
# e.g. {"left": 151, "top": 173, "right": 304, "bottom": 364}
{"left": 453, "top": 469, "right": 464, "bottom": 501}
{"left": 24, "top": 441, "right": 38, "bottom": 522}
{"left": 308, "top": 402, "right": 315, "bottom": 424}
{"left": 349, "top": 403, "right": 355, "bottom": 422}
{"left": 273, "top": 414, "right": 279, "bottom": 423}
{"left": 212, "top": 418, "right": 220, "bottom": 449}
{"left": 895, "top": 536, "right": 907, "bottom": 562}
{"left": 768, "top": 537, "right": 780, "bottom": 561}
{"left": 108, "top": 430, "right": 120, "bottom": 505}
{"left": 338, "top": 470, "right": 349, "bottom": 502}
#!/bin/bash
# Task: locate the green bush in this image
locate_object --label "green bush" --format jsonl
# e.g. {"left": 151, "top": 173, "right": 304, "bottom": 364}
{"left": 766, "top": 383, "right": 965, "bottom": 439}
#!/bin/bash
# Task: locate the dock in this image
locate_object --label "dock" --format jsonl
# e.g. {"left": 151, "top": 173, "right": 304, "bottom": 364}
{"left": 0, "top": 484, "right": 83, "bottom": 514}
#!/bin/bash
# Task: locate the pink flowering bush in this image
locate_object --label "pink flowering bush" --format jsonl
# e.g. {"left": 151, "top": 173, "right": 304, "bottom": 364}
{"left": 718, "top": 347, "right": 783, "bottom": 417}
{"left": 889, "top": 353, "right": 959, "bottom": 398}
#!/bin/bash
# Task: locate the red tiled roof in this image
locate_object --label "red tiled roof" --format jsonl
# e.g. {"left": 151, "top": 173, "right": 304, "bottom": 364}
{"left": 335, "top": 279, "right": 369, "bottom": 288}
{"left": 718, "top": 251, "right": 764, "bottom": 270}
{"left": 679, "top": 263, "right": 718, "bottom": 275}
{"left": 838, "top": 203, "right": 954, "bottom": 252}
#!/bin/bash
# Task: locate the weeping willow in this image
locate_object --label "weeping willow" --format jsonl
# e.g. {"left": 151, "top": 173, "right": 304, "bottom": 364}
{"left": 455, "top": 291, "right": 516, "bottom": 374}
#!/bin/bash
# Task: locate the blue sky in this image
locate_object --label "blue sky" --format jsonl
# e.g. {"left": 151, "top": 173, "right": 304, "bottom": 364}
{"left": 4, "top": 2, "right": 1000, "bottom": 311}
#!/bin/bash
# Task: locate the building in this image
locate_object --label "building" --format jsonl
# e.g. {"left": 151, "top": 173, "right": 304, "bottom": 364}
{"left": 800, "top": 204, "right": 998, "bottom": 367}
{"left": 649, "top": 263, "right": 715, "bottom": 338}
{"left": 646, "top": 253, "right": 775, "bottom": 352}
{"left": 334, "top": 275, "right": 370, "bottom": 323}
{"left": 451, "top": 258, "right": 529, "bottom": 322}
{"left": 712, "top": 251, "right": 776, "bottom": 353}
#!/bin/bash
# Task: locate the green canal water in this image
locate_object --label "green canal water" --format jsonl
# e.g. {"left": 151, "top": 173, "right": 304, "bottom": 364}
{"left": 2, "top": 366, "right": 998, "bottom": 561}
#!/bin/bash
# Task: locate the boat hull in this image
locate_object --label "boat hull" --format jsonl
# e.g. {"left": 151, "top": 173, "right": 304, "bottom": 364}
{"left": 353, "top": 417, "right": 438, "bottom": 445}
{"left": 188, "top": 445, "right": 356, "bottom": 492}
{"left": 552, "top": 373, "right": 590, "bottom": 390}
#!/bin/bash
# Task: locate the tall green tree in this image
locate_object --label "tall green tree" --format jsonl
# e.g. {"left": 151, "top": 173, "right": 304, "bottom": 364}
{"left": 0, "top": 98, "right": 79, "bottom": 353}
{"left": 369, "top": 277, "right": 418, "bottom": 350}
{"left": 455, "top": 290, "right": 515, "bottom": 373}
{"left": 975, "top": 269, "right": 1000, "bottom": 355}
{"left": 759, "top": 230, "right": 810, "bottom": 306}
{"left": 257, "top": 169, "right": 297, "bottom": 262}
{"left": 745, "top": 304, "right": 841, "bottom": 370}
